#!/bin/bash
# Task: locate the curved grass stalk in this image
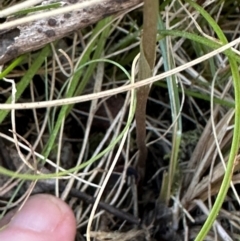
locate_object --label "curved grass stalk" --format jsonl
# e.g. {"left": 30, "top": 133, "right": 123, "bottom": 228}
{"left": 0, "top": 38, "right": 239, "bottom": 111}
{"left": 158, "top": 30, "right": 240, "bottom": 63}
{"left": 0, "top": 89, "right": 136, "bottom": 180}
{"left": 41, "top": 17, "right": 113, "bottom": 161}
{"left": 0, "top": 52, "right": 132, "bottom": 182}
{"left": 86, "top": 54, "right": 137, "bottom": 241}
{"left": 183, "top": 1, "right": 240, "bottom": 240}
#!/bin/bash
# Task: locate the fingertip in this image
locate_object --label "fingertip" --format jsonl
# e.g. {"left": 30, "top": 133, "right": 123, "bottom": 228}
{"left": 0, "top": 194, "right": 76, "bottom": 241}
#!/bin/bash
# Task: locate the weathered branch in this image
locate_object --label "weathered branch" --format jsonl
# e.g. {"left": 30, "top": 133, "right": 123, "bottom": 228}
{"left": 0, "top": 0, "right": 142, "bottom": 65}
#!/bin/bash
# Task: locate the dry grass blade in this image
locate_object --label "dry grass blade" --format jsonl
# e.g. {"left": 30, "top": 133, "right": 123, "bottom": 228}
{"left": 1, "top": 0, "right": 240, "bottom": 240}
{"left": 90, "top": 230, "right": 145, "bottom": 241}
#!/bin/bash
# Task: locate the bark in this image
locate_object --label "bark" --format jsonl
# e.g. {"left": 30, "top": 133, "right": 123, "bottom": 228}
{"left": 0, "top": 0, "right": 142, "bottom": 65}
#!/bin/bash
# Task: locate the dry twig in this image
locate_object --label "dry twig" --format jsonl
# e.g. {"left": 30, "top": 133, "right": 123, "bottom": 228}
{"left": 0, "top": 0, "right": 142, "bottom": 64}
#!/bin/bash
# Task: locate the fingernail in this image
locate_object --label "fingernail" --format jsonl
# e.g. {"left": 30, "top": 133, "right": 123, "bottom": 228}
{"left": 9, "top": 194, "right": 65, "bottom": 233}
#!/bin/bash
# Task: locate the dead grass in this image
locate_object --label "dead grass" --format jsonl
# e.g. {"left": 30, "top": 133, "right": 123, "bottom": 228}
{"left": 1, "top": 0, "right": 240, "bottom": 240}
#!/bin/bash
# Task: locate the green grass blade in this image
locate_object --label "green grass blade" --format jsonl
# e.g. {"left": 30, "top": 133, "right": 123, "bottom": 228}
{"left": 158, "top": 15, "right": 182, "bottom": 204}
{"left": 0, "top": 55, "right": 25, "bottom": 80}
{"left": 184, "top": 1, "right": 240, "bottom": 240}
{"left": 41, "top": 17, "right": 113, "bottom": 162}
{"left": 0, "top": 45, "right": 51, "bottom": 124}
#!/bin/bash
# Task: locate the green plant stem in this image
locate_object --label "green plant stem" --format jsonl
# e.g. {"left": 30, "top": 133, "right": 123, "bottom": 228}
{"left": 0, "top": 55, "right": 25, "bottom": 80}
{"left": 41, "top": 17, "right": 112, "bottom": 161}
{"left": 183, "top": 1, "right": 240, "bottom": 240}
{"left": 0, "top": 46, "right": 51, "bottom": 124}
{"left": 136, "top": 0, "right": 158, "bottom": 180}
